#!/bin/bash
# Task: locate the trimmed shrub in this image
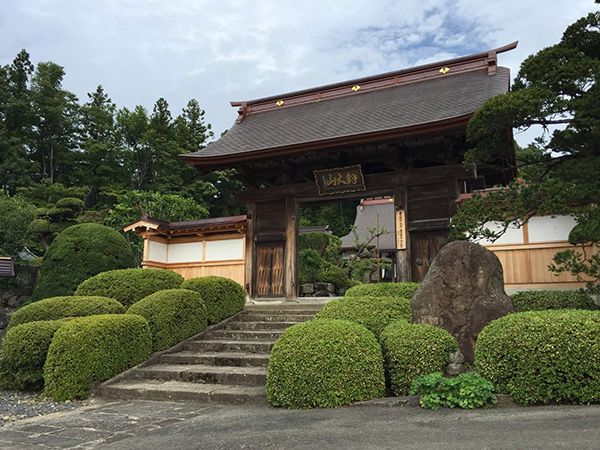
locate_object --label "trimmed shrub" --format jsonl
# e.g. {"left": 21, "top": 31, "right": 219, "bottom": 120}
{"left": 299, "top": 249, "right": 325, "bottom": 284}
{"left": 44, "top": 314, "right": 152, "bottom": 401}
{"left": 0, "top": 319, "right": 69, "bottom": 390}
{"left": 266, "top": 319, "right": 385, "bottom": 408}
{"left": 127, "top": 289, "right": 208, "bottom": 352}
{"left": 475, "top": 309, "right": 600, "bottom": 405}
{"left": 32, "top": 223, "right": 135, "bottom": 300}
{"left": 381, "top": 321, "right": 458, "bottom": 395}
{"left": 316, "top": 296, "right": 411, "bottom": 339}
{"left": 8, "top": 296, "right": 125, "bottom": 329}
{"left": 410, "top": 372, "right": 496, "bottom": 410}
{"left": 76, "top": 268, "right": 183, "bottom": 307}
{"left": 345, "top": 282, "right": 419, "bottom": 299}
{"left": 511, "top": 289, "right": 597, "bottom": 312}
{"left": 180, "top": 276, "right": 246, "bottom": 324}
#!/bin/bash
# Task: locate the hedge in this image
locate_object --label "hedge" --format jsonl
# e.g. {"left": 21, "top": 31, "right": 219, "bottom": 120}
{"left": 127, "top": 289, "right": 208, "bottom": 352}
{"left": 32, "top": 223, "right": 135, "bottom": 300}
{"left": 44, "top": 314, "right": 152, "bottom": 401}
{"left": 345, "top": 282, "right": 419, "bottom": 299}
{"left": 180, "top": 276, "right": 246, "bottom": 324}
{"left": 381, "top": 321, "right": 458, "bottom": 395}
{"left": 8, "top": 296, "right": 125, "bottom": 329}
{"left": 266, "top": 319, "right": 385, "bottom": 408}
{"left": 316, "top": 295, "right": 411, "bottom": 339}
{"left": 76, "top": 268, "right": 184, "bottom": 307}
{"left": 475, "top": 309, "right": 600, "bottom": 405}
{"left": 0, "top": 319, "right": 68, "bottom": 390}
{"left": 511, "top": 290, "right": 597, "bottom": 312}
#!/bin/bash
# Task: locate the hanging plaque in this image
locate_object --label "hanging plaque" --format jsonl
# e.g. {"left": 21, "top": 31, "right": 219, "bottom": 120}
{"left": 314, "top": 164, "right": 366, "bottom": 196}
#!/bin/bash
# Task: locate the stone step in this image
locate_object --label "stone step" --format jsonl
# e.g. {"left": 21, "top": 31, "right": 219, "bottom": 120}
{"left": 137, "top": 364, "right": 267, "bottom": 386}
{"left": 161, "top": 351, "right": 269, "bottom": 367}
{"left": 187, "top": 339, "right": 275, "bottom": 353}
{"left": 237, "top": 314, "right": 314, "bottom": 323}
{"left": 241, "top": 308, "right": 318, "bottom": 316}
{"left": 204, "top": 329, "right": 283, "bottom": 340}
{"left": 102, "top": 380, "right": 266, "bottom": 404}
{"left": 224, "top": 321, "right": 298, "bottom": 331}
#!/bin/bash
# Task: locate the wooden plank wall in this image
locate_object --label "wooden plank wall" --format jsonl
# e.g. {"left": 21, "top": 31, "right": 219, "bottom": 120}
{"left": 144, "top": 260, "right": 245, "bottom": 286}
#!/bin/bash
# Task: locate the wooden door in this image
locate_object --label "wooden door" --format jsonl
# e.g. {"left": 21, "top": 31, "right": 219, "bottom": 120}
{"left": 256, "top": 243, "right": 284, "bottom": 297}
{"left": 410, "top": 231, "right": 448, "bottom": 281}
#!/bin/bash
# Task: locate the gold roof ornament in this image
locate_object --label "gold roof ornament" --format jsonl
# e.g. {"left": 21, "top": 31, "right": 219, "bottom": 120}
{"left": 275, "top": 99, "right": 284, "bottom": 107}
{"left": 351, "top": 84, "right": 361, "bottom": 92}
{"left": 439, "top": 66, "right": 450, "bottom": 74}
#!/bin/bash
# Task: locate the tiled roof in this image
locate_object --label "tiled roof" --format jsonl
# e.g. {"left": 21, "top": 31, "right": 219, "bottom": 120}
{"left": 340, "top": 199, "right": 397, "bottom": 250}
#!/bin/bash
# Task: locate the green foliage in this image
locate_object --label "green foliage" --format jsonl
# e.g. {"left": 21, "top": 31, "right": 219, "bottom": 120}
{"left": 44, "top": 314, "right": 152, "bottom": 401}
{"left": 298, "top": 249, "right": 325, "bottom": 284}
{"left": 180, "top": 276, "right": 246, "bottom": 324}
{"left": 31, "top": 223, "right": 135, "bottom": 300}
{"left": 511, "top": 289, "right": 597, "bottom": 311}
{"left": 75, "top": 268, "right": 183, "bottom": 308}
{"left": 8, "top": 295, "right": 125, "bottom": 329}
{"left": 316, "top": 296, "right": 411, "bottom": 340}
{"left": 454, "top": 9, "right": 600, "bottom": 293}
{"left": 0, "top": 319, "right": 68, "bottom": 390}
{"left": 475, "top": 309, "right": 600, "bottom": 405}
{"left": 410, "top": 372, "right": 496, "bottom": 410}
{"left": 266, "top": 319, "right": 385, "bottom": 408}
{"left": 28, "top": 195, "right": 85, "bottom": 252}
{"left": 381, "top": 321, "right": 459, "bottom": 395}
{"left": 0, "top": 193, "right": 35, "bottom": 259}
{"left": 299, "top": 232, "right": 331, "bottom": 255}
{"left": 127, "top": 289, "right": 207, "bottom": 352}
{"left": 298, "top": 199, "right": 358, "bottom": 237}
{"left": 345, "top": 282, "right": 419, "bottom": 299}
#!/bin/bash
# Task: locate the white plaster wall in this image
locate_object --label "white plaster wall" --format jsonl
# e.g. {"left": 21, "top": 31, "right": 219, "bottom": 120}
{"left": 528, "top": 215, "right": 576, "bottom": 243}
{"left": 205, "top": 239, "right": 244, "bottom": 261}
{"left": 168, "top": 242, "right": 203, "bottom": 263}
{"left": 475, "top": 221, "right": 524, "bottom": 245}
{"left": 147, "top": 241, "right": 167, "bottom": 263}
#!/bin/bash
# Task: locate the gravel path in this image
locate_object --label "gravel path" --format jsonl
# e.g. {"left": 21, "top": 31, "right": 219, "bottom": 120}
{"left": 0, "top": 390, "right": 89, "bottom": 426}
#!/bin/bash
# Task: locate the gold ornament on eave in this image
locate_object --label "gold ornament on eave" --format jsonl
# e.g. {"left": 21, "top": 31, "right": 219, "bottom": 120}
{"left": 275, "top": 99, "right": 284, "bottom": 107}
{"left": 351, "top": 84, "right": 361, "bottom": 92}
{"left": 439, "top": 67, "right": 450, "bottom": 74}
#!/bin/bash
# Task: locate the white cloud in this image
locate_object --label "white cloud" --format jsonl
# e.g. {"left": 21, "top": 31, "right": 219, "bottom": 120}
{"left": 0, "top": 0, "right": 596, "bottom": 145}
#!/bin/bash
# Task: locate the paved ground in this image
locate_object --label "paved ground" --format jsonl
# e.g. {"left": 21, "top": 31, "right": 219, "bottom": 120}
{"left": 0, "top": 399, "right": 599, "bottom": 449}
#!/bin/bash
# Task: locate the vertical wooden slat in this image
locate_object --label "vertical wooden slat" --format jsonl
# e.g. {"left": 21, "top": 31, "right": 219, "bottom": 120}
{"left": 284, "top": 197, "right": 298, "bottom": 300}
{"left": 245, "top": 202, "right": 255, "bottom": 296}
{"left": 272, "top": 245, "right": 284, "bottom": 296}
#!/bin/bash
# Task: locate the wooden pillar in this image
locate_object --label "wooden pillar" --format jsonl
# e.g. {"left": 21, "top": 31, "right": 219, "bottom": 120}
{"left": 244, "top": 202, "right": 255, "bottom": 297}
{"left": 284, "top": 197, "right": 298, "bottom": 300}
{"left": 394, "top": 186, "right": 411, "bottom": 282}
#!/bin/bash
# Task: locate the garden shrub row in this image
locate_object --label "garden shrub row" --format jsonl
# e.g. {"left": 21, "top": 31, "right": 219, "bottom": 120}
{"left": 44, "top": 314, "right": 152, "bottom": 401}
{"left": 8, "top": 296, "right": 125, "bottom": 329}
{"left": 266, "top": 319, "right": 385, "bottom": 408}
{"left": 345, "top": 282, "right": 419, "bottom": 299}
{"left": 76, "top": 268, "right": 184, "bottom": 307}
{"left": 128, "top": 289, "right": 208, "bottom": 352}
{"left": 475, "top": 309, "right": 600, "bottom": 405}
{"left": 316, "top": 295, "right": 411, "bottom": 339}
{"left": 0, "top": 319, "right": 70, "bottom": 390}
{"left": 381, "top": 321, "right": 458, "bottom": 395}
{"left": 181, "top": 276, "right": 246, "bottom": 324}
{"left": 511, "top": 289, "right": 597, "bottom": 312}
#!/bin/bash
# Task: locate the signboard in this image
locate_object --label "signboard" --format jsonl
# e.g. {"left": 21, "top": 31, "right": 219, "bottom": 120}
{"left": 395, "top": 209, "right": 407, "bottom": 250}
{"left": 313, "top": 164, "right": 366, "bottom": 196}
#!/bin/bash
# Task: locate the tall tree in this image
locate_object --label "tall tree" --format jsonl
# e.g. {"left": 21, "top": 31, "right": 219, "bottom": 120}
{"left": 117, "top": 105, "right": 150, "bottom": 190}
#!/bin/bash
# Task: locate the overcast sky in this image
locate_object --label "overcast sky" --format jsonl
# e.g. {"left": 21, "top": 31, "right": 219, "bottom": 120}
{"left": 0, "top": 0, "right": 595, "bottom": 141}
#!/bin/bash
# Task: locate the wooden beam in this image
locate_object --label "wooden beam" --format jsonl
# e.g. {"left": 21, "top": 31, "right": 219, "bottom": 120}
{"left": 245, "top": 202, "right": 256, "bottom": 297}
{"left": 394, "top": 186, "right": 411, "bottom": 282}
{"left": 284, "top": 197, "right": 298, "bottom": 300}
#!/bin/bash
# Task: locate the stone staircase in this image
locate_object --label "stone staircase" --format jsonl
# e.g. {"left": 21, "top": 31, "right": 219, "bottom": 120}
{"left": 101, "top": 303, "right": 323, "bottom": 404}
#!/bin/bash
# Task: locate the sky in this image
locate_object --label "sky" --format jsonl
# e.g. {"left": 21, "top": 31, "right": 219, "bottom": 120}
{"left": 0, "top": 0, "right": 595, "bottom": 142}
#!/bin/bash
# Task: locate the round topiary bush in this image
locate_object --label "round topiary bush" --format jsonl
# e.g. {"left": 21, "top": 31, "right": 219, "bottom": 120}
{"left": 180, "top": 276, "right": 246, "bottom": 324}
{"left": 381, "top": 320, "right": 459, "bottom": 395}
{"left": 127, "top": 289, "right": 208, "bottom": 352}
{"left": 475, "top": 309, "right": 600, "bottom": 405}
{"left": 511, "top": 289, "right": 597, "bottom": 312}
{"left": 44, "top": 314, "right": 152, "bottom": 401}
{"left": 8, "top": 296, "right": 125, "bottom": 329}
{"left": 316, "top": 296, "right": 411, "bottom": 339}
{"left": 266, "top": 319, "right": 385, "bottom": 408}
{"left": 76, "top": 268, "right": 184, "bottom": 307}
{"left": 0, "top": 319, "right": 69, "bottom": 390}
{"left": 345, "top": 282, "right": 419, "bottom": 299}
{"left": 32, "top": 223, "right": 135, "bottom": 300}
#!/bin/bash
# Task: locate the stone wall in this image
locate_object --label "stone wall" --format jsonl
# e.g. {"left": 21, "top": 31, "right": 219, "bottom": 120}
{"left": 0, "top": 265, "right": 38, "bottom": 340}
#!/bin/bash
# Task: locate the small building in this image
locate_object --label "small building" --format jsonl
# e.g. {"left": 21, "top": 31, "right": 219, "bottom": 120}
{"left": 0, "top": 257, "right": 15, "bottom": 278}
{"left": 124, "top": 215, "right": 247, "bottom": 287}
